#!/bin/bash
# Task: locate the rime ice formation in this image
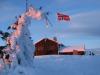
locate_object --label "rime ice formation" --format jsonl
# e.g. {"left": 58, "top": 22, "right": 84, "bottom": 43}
{"left": 0, "top": 6, "right": 42, "bottom": 75}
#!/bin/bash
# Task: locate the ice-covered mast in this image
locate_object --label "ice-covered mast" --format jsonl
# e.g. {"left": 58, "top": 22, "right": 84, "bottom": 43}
{"left": 4, "top": 0, "right": 42, "bottom": 67}
{"left": 0, "top": 1, "right": 44, "bottom": 74}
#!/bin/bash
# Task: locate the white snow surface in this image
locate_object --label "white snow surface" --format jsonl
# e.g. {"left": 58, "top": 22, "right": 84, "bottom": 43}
{"left": 1, "top": 55, "right": 100, "bottom": 75}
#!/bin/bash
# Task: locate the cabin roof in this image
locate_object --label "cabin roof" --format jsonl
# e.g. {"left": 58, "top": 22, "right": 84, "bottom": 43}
{"left": 35, "top": 38, "right": 58, "bottom": 45}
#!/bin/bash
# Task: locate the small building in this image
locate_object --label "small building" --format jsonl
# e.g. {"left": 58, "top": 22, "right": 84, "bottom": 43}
{"left": 59, "top": 45, "right": 85, "bottom": 55}
{"left": 34, "top": 38, "right": 58, "bottom": 56}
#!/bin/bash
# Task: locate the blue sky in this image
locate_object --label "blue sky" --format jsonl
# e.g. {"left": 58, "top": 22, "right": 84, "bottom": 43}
{"left": 0, "top": 0, "right": 100, "bottom": 49}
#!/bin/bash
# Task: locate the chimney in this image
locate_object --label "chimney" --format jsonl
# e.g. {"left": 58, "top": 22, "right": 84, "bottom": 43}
{"left": 53, "top": 37, "right": 57, "bottom": 42}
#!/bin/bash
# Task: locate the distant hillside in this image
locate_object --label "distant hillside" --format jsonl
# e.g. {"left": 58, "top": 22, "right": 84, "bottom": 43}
{"left": 86, "top": 48, "right": 100, "bottom": 51}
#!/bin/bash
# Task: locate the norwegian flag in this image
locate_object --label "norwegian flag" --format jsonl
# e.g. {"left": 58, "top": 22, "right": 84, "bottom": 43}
{"left": 57, "top": 13, "right": 70, "bottom": 21}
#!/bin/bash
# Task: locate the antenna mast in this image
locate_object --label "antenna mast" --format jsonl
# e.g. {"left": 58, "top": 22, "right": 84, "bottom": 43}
{"left": 26, "top": 0, "right": 28, "bottom": 12}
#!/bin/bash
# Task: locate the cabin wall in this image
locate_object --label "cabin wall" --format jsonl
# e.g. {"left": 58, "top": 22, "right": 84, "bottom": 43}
{"left": 59, "top": 51, "right": 85, "bottom": 55}
{"left": 35, "top": 40, "right": 58, "bottom": 56}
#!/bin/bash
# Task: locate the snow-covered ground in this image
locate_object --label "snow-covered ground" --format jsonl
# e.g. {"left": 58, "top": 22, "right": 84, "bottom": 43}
{"left": 34, "top": 55, "right": 100, "bottom": 75}
{"left": 1, "top": 55, "right": 100, "bottom": 75}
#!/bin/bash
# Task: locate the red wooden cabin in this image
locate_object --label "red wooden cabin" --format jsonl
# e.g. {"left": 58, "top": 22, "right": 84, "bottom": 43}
{"left": 34, "top": 38, "right": 58, "bottom": 56}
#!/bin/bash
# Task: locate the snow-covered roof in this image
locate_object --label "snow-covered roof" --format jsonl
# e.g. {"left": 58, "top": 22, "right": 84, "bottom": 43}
{"left": 59, "top": 45, "right": 85, "bottom": 52}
